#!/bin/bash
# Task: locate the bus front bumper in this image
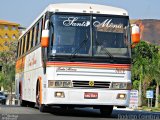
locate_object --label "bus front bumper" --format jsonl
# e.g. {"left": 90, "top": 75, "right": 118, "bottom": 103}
{"left": 43, "top": 88, "right": 130, "bottom": 107}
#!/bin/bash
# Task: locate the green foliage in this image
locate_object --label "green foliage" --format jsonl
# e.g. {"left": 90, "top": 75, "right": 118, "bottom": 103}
{"left": 132, "top": 41, "right": 152, "bottom": 79}
{"left": 158, "top": 95, "right": 160, "bottom": 103}
{"left": 0, "top": 41, "right": 17, "bottom": 92}
{"left": 132, "top": 80, "right": 139, "bottom": 90}
{"left": 132, "top": 40, "right": 160, "bottom": 107}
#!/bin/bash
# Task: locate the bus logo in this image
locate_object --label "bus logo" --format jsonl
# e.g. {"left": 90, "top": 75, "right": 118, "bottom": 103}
{"left": 63, "top": 17, "right": 90, "bottom": 27}
{"left": 89, "top": 81, "right": 94, "bottom": 87}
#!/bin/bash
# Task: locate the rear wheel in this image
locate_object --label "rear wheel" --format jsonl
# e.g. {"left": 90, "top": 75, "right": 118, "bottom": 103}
{"left": 19, "top": 84, "right": 26, "bottom": 107}
{"left": 100, "top": 106, "right": 113, "bottom": 117}
{"left": 20, "top": 99, "right": 27, "bottom": 107}
{"left": 28, "top": 102, "right": 35, "bottom": 108}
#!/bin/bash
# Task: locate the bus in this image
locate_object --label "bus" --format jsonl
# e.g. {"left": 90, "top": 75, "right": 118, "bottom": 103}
{"left": 15, "top": 3, "right": 140, "bottom": 116}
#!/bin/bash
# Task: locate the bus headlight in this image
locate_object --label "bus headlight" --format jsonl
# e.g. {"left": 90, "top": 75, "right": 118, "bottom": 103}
{"left": 48, "top": 80, "right": 72, "bottom": 88}
{"left": 63, "top": 81, "right": 72, "bottom": 88}
{"left": 55, "top": 81, "right": 63, "bottom": 87}
{"left": 112, "top": 82, "right": 132, "bottom": 90}
{"left": 48, "top": 80, "right": 55, "bottom": 88}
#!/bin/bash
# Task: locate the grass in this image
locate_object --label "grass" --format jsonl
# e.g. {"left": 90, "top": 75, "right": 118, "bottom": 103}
{"left": 141, "top": 106, "right": 160, "bottom": 112}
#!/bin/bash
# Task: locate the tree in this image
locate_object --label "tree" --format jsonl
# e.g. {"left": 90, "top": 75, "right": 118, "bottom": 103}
{"left": 132, "top": 41, "right": 152, "bottom": 107}
{"left": 0, "top": 72, "right": 6, "bottom": 90}
{"left": 0, "top": 41, "right": 17, "bottom": 104}
{"left": 148, "top": 44, "right": 160, "bottom": 108}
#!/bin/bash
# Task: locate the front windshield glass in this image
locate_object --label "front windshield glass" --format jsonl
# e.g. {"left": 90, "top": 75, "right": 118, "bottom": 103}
{"left": 50, "top": 14, "right": 91, "bottom": 56}
{"left": 49, "top": 14, "right": 131, "bottom": 59}
{"left": 92, "top": 16, "right": 130, "bottom": 58}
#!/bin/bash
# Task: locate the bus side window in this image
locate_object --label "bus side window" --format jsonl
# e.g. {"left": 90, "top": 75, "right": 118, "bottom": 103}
{"left": 32, "top": 29, "right": 35, "bottom": 48}
{"left": 42, "top": 16, "right": 46, "bottom": 30}
{"left": 26, "top": 33, "right": 30, "bottom": 51}
{"left": 21, "top": 37, "right": 24, "bottom": 55}
{"left": 25, "top": 32, "right": 27, "bottom": 52}
{"left": 24, "top": 36, "right": 26, "bottom": 53}
{"left": 18, "top": 41, "right": 21, "bottom": 57}
{"left": 30, "top": 27, "right": 35, "bottom": 49}
{"left": 38, "top": 19, "right": 43, "bottom": 44}
{"left": 19, "top": 39, "right": 22, "bottom": 57}
{"left": 16, "top": 41, "right": 19, "bottom": 58}
{"left": 49, "top": 16, "right": 54, "bottom": 47}
{"left": 23, "top": 36, "right": 26, "bottom": 54}
{"left": 34, "top": 23, "right": 39, "bottom": 46}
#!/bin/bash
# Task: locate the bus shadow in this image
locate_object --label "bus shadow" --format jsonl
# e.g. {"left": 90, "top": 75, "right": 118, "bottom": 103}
{"left": 44, "top": 106, "right": 117, "bottom": 118}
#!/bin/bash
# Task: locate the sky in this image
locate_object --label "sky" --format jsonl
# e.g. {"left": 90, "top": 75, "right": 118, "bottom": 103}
{"left": 0, "top": 0, "right": 159, "bottom": 27}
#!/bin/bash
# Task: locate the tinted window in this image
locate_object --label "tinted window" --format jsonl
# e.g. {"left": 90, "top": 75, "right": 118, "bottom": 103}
{"left": 50, "top": 15, "right": 91, "bottom": 55}
{"left": 93, "top": 16, "right": 130, "bottom": 57}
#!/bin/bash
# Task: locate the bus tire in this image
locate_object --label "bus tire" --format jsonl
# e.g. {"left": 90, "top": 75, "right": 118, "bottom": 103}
{"left": 100, "top": 106, "right": 113, "bottom": 117}
{"left": 28, "top": 102, "right": 35, "bottom": 108}
{"left": 19, "top": 83, "right": 26, "bottom": 107}
{"left": 20, "top": 100, "right": 27, "bottom": 107}
{"left": 39, "top": 104, "right": 47, "bottom": 112}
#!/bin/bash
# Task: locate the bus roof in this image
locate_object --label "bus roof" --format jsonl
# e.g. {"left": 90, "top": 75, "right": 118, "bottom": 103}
{"left": 47, "top": 3, "right": 128, "bottom": 15}
{"left": 19, "top": 3, "right": 128, "bottom": 39}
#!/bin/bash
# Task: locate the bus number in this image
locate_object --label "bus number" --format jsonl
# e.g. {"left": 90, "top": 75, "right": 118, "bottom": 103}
{"left": 115, "top": 68, "right": 125, "bottom": 74}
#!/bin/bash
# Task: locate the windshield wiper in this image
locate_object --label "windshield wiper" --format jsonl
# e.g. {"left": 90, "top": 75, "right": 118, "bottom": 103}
{"left": 70, "top": 39, "right": 88, "bottom": 59}
{"left": 95, "top": 40, "right": 113, "bottom": 58}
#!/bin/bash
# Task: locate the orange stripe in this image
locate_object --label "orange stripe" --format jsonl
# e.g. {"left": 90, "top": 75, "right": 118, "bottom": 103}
{"left": 46, "top": 62, "right": 131, "bottom": 69}
{"left": 16, "top": 56, "right": 26, "bottom": 73}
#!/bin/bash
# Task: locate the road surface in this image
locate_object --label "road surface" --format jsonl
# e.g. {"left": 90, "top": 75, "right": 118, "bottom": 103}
{"left": 0, "top": 105, "right": 160, "bottom": 120}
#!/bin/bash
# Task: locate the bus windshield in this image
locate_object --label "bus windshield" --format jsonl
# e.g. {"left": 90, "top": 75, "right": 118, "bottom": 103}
{"left": 49, "top": 14, "right": 131, "bottom": 58}
{"left": 50, "top": 14, "right": 91, "bottom": 56}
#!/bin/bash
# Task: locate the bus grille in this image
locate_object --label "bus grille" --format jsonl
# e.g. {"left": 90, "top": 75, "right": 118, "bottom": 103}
{"left": 72, "top": 81, "right": 111, "bottom": 88}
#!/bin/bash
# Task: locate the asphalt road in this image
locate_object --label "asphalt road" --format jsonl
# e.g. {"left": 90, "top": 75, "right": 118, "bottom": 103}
{"left": 0, "top": 105, "right": 160, "bottom": 120}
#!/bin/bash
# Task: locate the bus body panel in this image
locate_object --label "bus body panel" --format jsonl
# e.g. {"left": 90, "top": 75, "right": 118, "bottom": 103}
{"left": 15, "top": 47, "right": 45, "bottom": 103}
{"left": 43, "top": 64, "right": 131, "bottom": 106}
{"left": 45, "top": 88, "right": 130, "bottom": 106}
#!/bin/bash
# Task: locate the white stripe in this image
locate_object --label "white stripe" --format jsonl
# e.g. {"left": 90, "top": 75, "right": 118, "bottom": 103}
{"left": 42, "top": 30, "right": 49, "bottom": 37}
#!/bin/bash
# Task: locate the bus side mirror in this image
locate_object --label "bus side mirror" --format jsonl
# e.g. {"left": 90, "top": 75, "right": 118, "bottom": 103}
{"left": 41, "top": 29, "right": 49, "bottom": 47}
{"left": 131, "top": 24, "right": 140, "bottom": 48}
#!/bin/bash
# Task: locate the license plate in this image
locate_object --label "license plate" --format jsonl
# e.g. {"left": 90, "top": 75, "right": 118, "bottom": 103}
{"left": 84, "top": 92, "right": 98, "bottom": 99}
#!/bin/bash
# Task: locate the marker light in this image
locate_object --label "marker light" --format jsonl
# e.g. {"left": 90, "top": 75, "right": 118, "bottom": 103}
{"left": 132, "top": 24, "right": 140, "bottom": 43}
{"left": 41, "top": 30, "right": 49, "bottom": 47}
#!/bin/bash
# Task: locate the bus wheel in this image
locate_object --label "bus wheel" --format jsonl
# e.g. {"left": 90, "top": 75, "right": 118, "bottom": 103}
{"left": 36, "top": 82, "right": 46, "bottom": 112}
{"left": 28, "top": 102, "right": 35, "bottom": 108}
{"left": 20, "top": 99, "right": 27, "bottom": 107}
{"left": 100, "top": 106, "right": 113, "bottom": 117}
{"left": 39, "top": 104, "right": 47, "bottom": 112}
{"left": 19, "top": 85, "right": 26, "bottom": 107}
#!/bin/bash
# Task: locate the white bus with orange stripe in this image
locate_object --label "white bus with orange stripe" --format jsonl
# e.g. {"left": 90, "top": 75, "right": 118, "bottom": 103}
{"left": 15, "top": 3, "right": 140, "bottom": 116}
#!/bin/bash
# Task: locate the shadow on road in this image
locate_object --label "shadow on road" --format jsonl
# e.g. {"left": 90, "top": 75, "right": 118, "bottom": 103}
{"left": 41, "top": 106, "right": 160, "bottom": 119}
{"left": 43, "top": 106, "right": 116, "bottom": 118}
